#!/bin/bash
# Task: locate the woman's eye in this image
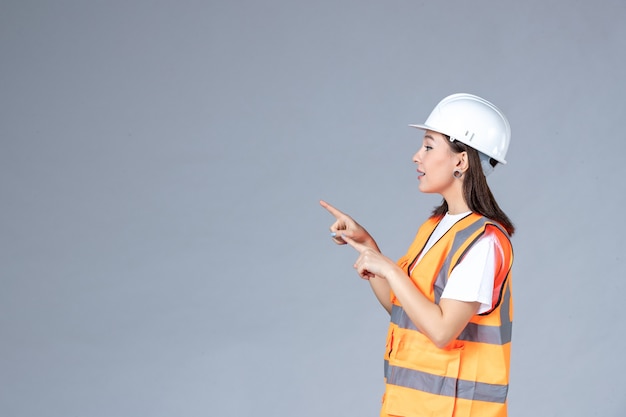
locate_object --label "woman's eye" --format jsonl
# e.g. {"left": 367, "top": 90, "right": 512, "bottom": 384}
{"left": 424, "top": 146, "right": 433, "bottom": 151}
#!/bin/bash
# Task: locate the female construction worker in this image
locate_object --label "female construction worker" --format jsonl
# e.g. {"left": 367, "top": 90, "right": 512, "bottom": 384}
{"left": 321, "top": 93, "right": 515, "bottom": 417}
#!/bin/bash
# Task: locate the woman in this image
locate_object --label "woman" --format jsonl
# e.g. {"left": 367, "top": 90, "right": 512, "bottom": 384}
{"left": 321, "top": 93, "right": 515, "bottom": 417}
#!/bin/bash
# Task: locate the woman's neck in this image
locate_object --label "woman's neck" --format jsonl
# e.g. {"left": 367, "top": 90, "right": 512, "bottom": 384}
{"left": 442, "top": 190, "right": 470, "bottom": 215}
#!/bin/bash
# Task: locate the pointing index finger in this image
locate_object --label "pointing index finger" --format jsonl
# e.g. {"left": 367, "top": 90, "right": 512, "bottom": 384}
{"left": 319, "top": 200, "right": 346, "bottom": 219}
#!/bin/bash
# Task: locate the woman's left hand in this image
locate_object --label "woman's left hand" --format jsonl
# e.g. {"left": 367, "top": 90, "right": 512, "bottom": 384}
{"left": 341, "top": 234, "right": 398, "bottom": 280}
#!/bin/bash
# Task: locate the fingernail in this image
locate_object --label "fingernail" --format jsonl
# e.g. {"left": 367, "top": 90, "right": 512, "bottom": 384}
{"left": 330, "top": 232, "right": 336, "bottom": 237}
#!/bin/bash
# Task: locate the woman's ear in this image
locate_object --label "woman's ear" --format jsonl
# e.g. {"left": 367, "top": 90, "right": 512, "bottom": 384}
{"left": 456, "top": 151, "right": 469, "bottom": 172}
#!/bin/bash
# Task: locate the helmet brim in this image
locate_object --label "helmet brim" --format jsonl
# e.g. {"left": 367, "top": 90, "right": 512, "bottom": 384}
{"left": 409, "top": 123, "right": 454, "bottom": 139}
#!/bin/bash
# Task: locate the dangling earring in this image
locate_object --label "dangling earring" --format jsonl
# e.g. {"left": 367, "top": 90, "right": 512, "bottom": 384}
{"left": 453, "top": 170, "right": 463, "bottom": 179}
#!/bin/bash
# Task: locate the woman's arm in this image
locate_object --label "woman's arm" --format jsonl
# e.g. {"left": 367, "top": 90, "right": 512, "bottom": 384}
{"left": 342, "top": 235, "right": 480, "bottom": 349}
{"left": 385, "top": 267, "right": 480, "bottom": 348}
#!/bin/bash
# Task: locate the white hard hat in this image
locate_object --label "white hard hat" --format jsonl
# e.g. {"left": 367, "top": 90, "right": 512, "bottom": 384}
{"left": 410, "top": 93, "right": 511, "bottom": 164}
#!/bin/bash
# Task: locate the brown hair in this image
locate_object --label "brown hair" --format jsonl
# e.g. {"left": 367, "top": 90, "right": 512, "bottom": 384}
{"left": 431, "top": 137, "right": 515, "bottom": 236}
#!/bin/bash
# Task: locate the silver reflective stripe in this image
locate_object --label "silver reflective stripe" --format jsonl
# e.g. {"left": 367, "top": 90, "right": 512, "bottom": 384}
{"left": 387, "top": 365, "right": 509, "bottom": 404}
{"left": 434, "top": 217, "right": 490, "bottom": 304}
{"left": 390, "top": 304, "right": 511, "bottom": 345}
{"left": 426, "top": 217, "right": 489, "bottom": 304}
{"left": 384, "top": 359, "right": 389, "bottom": 378}
{"left": 390, "top": 304, "right": 417, "bottom": 330}
{"left": 498, "top": 282, "right": 512, "bottom": 342}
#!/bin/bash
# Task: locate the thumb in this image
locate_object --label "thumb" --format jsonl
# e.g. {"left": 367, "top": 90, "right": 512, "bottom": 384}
{"left": 330, "top": 230, "right": 355, "bottom": 245}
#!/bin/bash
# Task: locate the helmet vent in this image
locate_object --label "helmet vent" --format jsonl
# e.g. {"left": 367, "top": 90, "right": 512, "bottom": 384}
{"left": 465, "top": 130, "right": 475, "bottom": 141}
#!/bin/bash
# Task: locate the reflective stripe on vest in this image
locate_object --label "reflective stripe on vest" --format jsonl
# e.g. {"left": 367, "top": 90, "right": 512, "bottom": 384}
{"left": 390, "top": 283, "right": 513, "bottom": 345}
{"left": 386, "top": 364, "right": 509, "bottom": 403}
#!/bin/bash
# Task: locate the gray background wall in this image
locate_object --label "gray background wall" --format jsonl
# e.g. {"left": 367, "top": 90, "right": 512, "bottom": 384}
{"left": 2, "top": 1, "right": 625, "bottom": 416}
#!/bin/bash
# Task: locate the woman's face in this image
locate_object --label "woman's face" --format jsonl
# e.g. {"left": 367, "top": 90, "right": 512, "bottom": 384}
{"left": 412, "top": 130, "right": 461, "bottom": 194}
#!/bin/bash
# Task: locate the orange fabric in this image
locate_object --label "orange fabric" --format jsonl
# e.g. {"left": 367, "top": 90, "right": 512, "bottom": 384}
{"left": 381, "top": 214, "right": 513, "bottom": 417}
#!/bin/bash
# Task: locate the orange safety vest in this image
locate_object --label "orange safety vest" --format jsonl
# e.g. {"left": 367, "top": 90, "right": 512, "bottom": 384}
{"left": 381, "top": 213, "right": 513, "bottom": 417}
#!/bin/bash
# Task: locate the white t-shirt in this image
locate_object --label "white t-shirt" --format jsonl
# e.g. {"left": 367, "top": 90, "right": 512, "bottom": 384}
{"left": 410, "top": 212, "right": 498, "bottom": 314}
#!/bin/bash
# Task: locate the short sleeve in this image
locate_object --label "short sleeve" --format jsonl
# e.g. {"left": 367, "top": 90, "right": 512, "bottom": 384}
{"left": 440, "top": 233, "right": 499, "bottom": 314}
